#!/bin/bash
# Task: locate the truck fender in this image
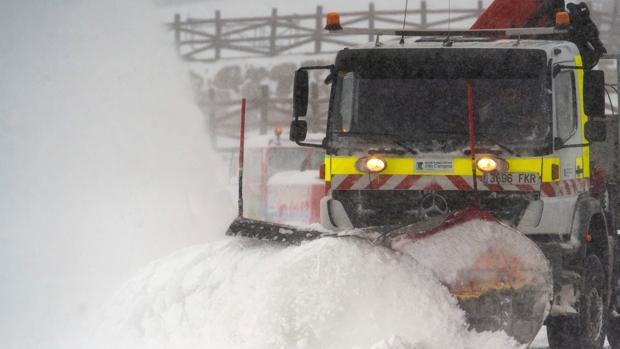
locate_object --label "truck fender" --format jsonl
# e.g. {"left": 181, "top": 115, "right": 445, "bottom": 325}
{"left": 320, "top": 196, "right": 354, "bottom": 230}
{"left": 568, "top": 194, "right": 608, "bottom": 248}
{"left": 570, "top": 194, "right": 614, "bottom": 304}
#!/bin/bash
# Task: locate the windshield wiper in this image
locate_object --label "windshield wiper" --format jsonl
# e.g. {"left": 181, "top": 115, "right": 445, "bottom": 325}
{"left": 426, "top": 130, "right": 468, "bottom": 136}
{"left": 392, "top": 140, "right": 419, "bottom": 155}
{"left": 335, "top": 131, "right": 419, "bottom": 155}
{"left": 425, "top": 130, "right": 515, "bottom": 155}
{"left": 474, "top": 133, "right": 516, "bottom": 155}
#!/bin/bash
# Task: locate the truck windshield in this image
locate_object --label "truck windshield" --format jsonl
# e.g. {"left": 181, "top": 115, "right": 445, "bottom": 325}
{"left": 329, "top": 48, "right": 552, "bottom": 154}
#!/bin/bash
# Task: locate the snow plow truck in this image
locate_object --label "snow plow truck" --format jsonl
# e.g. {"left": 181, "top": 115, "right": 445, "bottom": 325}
{"left": 227, "top": 0, "right": 620, "bottom": 347}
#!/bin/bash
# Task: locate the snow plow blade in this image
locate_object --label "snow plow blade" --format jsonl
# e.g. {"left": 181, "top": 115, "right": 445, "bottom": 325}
{"left": 226, "top": 208, "right": 552, "bottom": 345}
{"left": 226, "top": 216, "right": 324, "bottom": 244}
{"left": 388, "top": 209, "right": 553, "bottom": 344}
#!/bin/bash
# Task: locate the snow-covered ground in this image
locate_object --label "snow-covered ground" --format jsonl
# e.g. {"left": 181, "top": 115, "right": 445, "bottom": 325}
{"left": 95, "top": 237, "right": 522, "bottom": 349}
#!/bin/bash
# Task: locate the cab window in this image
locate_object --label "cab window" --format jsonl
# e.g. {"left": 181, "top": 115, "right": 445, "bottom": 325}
{"left": 309, "top": 150, "right": 324, "bottom": 170}
{"left": 337, "top": 72, "right": 357, "bottom": 132}
{"left": 268, "top": 149, "right": 308, "bottom": 175}
{"left": 245, "top": 150, "right": 262, "bottom": 184}
{"left": 555, "top": 72, "right": 578, "bottom": 141}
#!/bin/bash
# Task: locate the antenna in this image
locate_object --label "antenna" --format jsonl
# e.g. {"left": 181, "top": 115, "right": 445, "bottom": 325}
{"left": 400, "top": 0, "right": 409, "bottom": 44}
{"left": 448, "top": 0, "right": 452, "bottom": 32}
{"left": 444, "top": 0, "right": 453, "bottom": 46}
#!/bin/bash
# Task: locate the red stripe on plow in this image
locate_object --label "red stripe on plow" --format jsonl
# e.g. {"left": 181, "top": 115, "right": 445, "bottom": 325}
{"left": 571, "top": 180, "right": 578, "bottom": 193}
{"left": 336, "top": 174, "right": 363, "bottom": 190}
{"left": 516, "top": 184, "right": 535, "bottom": 192}
{"left": 485, "top": 183, "right": 503, "bottom": 192}
{"left": 402, "top": 208, "right": 496, "bottom": 243}
{"left": 395, "top": 175, "right": 422, "bottom": 190}
{"left": 447, "top": 176, "right": 473, "bottom": 191}
{"left": 540, "top": 183, "right": 556, "bottom": 197}
{"left": 365, "top": 174, "right": 392, "bottom": 190}
{"left": 425, "top": 182, "right": 444, "bottom": 192}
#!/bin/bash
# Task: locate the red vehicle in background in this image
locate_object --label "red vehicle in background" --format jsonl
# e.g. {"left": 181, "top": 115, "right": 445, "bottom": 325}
{"left": 242, "top": 128, "right": 324, "bottom": 225}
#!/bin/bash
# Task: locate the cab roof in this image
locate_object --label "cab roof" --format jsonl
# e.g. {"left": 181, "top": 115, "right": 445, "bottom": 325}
{"left": 349, "top": 37, "right": 579, "bottom": 55}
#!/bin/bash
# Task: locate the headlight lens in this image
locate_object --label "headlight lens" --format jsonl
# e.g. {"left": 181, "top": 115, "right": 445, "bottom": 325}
{"left": 364, "top": 157, "right": 386, "bottom": 173}
{"left": 477, "top": 157, "right": 498, "bottom": 172}
{"left": 476, "top": 156, "right": 508, "bottom": 173}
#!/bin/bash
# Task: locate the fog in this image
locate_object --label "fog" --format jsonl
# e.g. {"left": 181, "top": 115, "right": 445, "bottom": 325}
{"left": 0, "top": 0, "right": 495, "bottom": 348}
{"left": 0, "top": 0, "right": 235, "bottom": 347}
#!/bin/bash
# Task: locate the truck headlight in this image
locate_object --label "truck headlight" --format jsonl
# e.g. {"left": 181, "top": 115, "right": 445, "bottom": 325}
{"left": 357, "top": 156, "right": 386, "bottom": 173}
{"left": 476, "top": 156, "right": 508, "bottom": 173}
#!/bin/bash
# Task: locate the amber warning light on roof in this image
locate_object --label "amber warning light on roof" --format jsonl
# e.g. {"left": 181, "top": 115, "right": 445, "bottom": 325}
{"left": 325, "top": 12, "right": 342, "bottom": 31}
{"left": 555, "top": 11, "right": 570, "bottom": 29}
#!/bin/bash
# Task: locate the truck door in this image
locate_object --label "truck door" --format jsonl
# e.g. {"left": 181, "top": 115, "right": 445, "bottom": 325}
{"left": 554, "top": 70, "right": 583, "bottom": 182}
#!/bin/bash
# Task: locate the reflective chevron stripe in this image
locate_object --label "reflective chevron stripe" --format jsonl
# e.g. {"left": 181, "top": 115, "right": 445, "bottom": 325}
{"left": 540, "top": 179, "right": 590, "bottom": 197}
{"left": 331, "top": 174, "right": 589, "bottom": 196}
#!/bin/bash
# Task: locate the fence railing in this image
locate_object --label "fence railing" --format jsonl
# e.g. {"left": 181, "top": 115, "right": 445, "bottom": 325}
{"left": 171, "top": 1, "right": 485, "bottom": 62}
{"left": 171, "top": 2, "right": 619, "bottom": 62}
{"left": 202, "top": 83, "right": 329, "bottom": 149}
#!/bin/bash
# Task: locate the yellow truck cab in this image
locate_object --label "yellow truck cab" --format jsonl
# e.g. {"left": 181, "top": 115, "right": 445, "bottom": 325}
{"left": 287, "top": 21, "right": 617, "bottom": 349}
{"left": 317, "top": 40, "right": 597, "bottom": 234}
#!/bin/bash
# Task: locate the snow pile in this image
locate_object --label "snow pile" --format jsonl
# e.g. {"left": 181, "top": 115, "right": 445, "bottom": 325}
{"left": 97, "top": 237, "right": 522, "bottom": 349}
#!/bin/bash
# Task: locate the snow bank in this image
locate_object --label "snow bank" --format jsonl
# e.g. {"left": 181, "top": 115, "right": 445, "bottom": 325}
{"left": 96, "top": 237, "right": 521, "bottom": 349}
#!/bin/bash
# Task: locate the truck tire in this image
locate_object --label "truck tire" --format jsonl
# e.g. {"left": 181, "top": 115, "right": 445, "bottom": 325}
{"left": 606, "top": 241, "right": 620, "bottom": 349}
{"left": 609, "top": 314, "right": 620, "bottom": 348}
{"left": 547, "top": 254, "right": 608, "bottom": 349}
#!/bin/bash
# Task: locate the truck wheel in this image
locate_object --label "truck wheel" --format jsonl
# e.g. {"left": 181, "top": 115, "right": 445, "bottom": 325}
{"left": 607, "top": 244, "right": 620, "bottom": 349}
{"left": 609, "top": 314, "right": 620, "bottom": 348}
{"left": 602, "top": 185, "right": 618, "bottom": 236}
{"left": 547, "top": 254, "right": 607, "bottom": 349}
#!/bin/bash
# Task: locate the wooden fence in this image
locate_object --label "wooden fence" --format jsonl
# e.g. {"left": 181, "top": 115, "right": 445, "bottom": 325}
{"left": 172, "top": 1, "right": 485, "bottom": 62}
{"left": 202, "top": 83, "right": 330, "bottom": 150}
{"left": 171, "top": 2, "right": 619, "bottom": 62}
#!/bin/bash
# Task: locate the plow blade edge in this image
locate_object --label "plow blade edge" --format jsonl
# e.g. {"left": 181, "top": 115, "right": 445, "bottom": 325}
{"left": 226, "top": 208, "right": 553, "bottom": 345}
{"left": 389, "top": 209, "right": 553, "bottom": 345}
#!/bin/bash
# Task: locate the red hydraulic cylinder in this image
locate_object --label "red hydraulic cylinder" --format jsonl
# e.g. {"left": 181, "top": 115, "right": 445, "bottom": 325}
{"left": 471, "top": 0, "right": 564, "bottom": 30}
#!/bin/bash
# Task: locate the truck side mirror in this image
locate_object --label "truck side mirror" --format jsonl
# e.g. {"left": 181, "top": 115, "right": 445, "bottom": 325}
{"left": 293, "top": 69, "right": 309, "bottom": 117}
{"left": 584, "top": 120, "right": 606, "bottom": 142}
{"left": 584, "top": 70, "right": 606, "bottom": 118}
{"left": 289, "top": 119, "right": 308, "bottom": 142}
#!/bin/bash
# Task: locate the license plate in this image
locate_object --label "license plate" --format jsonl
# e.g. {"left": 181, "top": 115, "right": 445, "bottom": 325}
{"left": 483, "top": 173, "right": 539, "bottom": 185}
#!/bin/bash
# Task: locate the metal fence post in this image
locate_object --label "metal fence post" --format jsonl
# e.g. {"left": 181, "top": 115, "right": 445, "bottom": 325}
{"left": 214, "top": 10, "right": 222, "bottom": 61}
{"left": 259, "top": 85, "right": 270, "bottom": 134}
{"left": 270, "top": 8, "right": 278, "bottom": 56}
{"left": 315, "top": 6, "right": 323, "bottom": 54}
{"left": 420, "top": 1, "right": 427, "bottom": 29}
{"left": 368, "top": 3, "right": 375, "bottom": 42}
{"left": 174, "top": 14, "right": 181, "bottom": 52}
